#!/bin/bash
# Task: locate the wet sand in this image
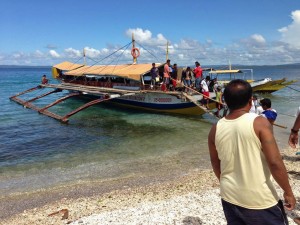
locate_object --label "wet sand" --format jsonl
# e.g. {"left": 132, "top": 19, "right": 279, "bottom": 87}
{"left": 2, "top": 147, "right": 300, "bottom": 225}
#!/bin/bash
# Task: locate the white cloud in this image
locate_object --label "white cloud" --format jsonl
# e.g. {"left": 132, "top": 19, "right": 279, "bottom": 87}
{"left": 125, "top": 28, "right": 167, "bottom": 45}
{"left": 49, "top": 50, "right": 60, "bottom": 58}
{"left": 64, "top": 48, "right": 81, "bottom": 58}
{"left": 3, "top": 20, "right": 300, "bottom": 66}
{"left": 251, "top": 34, "right": 266, "bottom": 44}
{"left": 84, "top": 47, "right": 101, "bottom": 58}
{"left": 278, "top": 10, "right": 300, "bottom": 48}
{"left": 33, "top": 50, "right": 44, "bottom": 58}
{"left": 12, "top": 52, "right": 25, "bottom": 59}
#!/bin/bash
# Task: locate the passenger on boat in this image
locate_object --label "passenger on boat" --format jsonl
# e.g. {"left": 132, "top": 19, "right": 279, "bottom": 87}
{"left": 163, "top": 59, "right": 171, "bottom": 90}
{"left": 260, "top": 98, "right": 277, "bottom": 125}
{"left": 200, "top": 76, "right": 210, "bottom": 109}
{"left": 150, "top": 63, "right": 159, "bottom": 90}
{"left": 41, "top": 74, "right": 48, "bottom": 84}
{"left": 289, "top": 106, "right": 300, "bottom": 148}
{"left": 181, "top": 67, "right": 193, "bottom": 93}
{"left": 170, "top": 63, "right": 178, "bottom": 91}
{"left": 210, "top": 78, "right": 221, "bottom": 93}
{"left": 193, "top": 61, "right": 203, "bottom": 91}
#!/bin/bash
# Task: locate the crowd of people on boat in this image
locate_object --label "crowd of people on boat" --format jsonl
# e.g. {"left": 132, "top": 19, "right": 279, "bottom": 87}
{"left": 151, "top": 60, "right": 205, "bottom": 92}
{"left": 151, "top": 60, "right": 220, "bottom": 110}
{"left": 151, "top": 60, "right": 283, "bottom": 122}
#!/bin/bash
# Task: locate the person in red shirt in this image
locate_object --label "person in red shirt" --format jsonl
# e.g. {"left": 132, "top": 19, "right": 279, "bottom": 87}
{"left": 41, "top": 74, "right": 48, "bottom": 84}
{"left": 163, "top": 59, "right": 171, "bottom": 91}
{"left": 193, "top": 61, "right": 203, "bottom": 91}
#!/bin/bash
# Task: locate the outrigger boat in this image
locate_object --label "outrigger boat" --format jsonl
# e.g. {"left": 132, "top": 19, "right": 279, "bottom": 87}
{"left": 251, "top": 78, "right": 297, "bottom": 93}
{"left": 10, "top": 38, "right": 216, "bottom": 123}
{"left": 208, "top": 67, "right": 297, "bottom": 93}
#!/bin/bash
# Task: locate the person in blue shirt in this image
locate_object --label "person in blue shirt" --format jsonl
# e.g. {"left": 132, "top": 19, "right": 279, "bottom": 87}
{"left": 260, "top": 98, "right": 277, "bottom": 125}
{"left": 150, "top": 63, "right": 159, "bottom": 89}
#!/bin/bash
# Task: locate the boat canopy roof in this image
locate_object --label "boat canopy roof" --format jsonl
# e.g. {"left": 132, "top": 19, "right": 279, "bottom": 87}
{"left": 209, "top": 69, "right": 243, "bottom": 74}
{"left": 53, "top": 61, "right": 84, "bottom": 71}
{"left": 63, "top": 63, "right": 162, "bottom": 81}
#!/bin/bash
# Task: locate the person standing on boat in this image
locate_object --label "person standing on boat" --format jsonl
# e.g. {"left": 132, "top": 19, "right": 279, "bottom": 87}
{"left": 181, "top": 67, "right": 193, "bottom": 93}
{"left": 260, "top": 98, "right": 277, "bottom": 125}
{"left": 171, "top": 63, "right": 178, "bottom": 91}
{"left": 193, "top": 61, "right": 203, "bottom": 91}
{"left": 200, "top": 76, "right": 210, "bottom": 109}
{"left": 163, "top": 59, "right": 171, "bottom": 91}
{"left": 208, "top": 79, "right": 295, "bottom": 225}
{"left": 150, "top": 63, "right": 159, "bottom": 90}
{"left": 41, "top": 74, "right": 48, "bottom": 84}
{"left": 288, "top": 106, "right": 300, "bottom": 149}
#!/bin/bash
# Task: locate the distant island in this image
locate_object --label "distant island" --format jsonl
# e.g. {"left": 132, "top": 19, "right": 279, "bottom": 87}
{"left": 0, "top": 65, "right": 51, "bottom": 68}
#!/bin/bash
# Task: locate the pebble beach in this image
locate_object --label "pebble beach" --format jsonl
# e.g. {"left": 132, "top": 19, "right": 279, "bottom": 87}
{"left": 1, "top": 147, "right": 300, "bottom": 225}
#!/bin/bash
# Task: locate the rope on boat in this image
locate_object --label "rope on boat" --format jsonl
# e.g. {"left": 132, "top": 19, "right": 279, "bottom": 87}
{"left": 65, "top": 42, "right": 133, "bottom": 84}
{"left": 135, "top": 41, "right": 162, "bottom": 63}
{"left": 285, "top": 85, "right": 300, "bottom": 93}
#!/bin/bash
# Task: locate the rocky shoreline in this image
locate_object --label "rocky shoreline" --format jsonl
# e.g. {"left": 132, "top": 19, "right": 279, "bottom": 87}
{"left": 2, "top": 148, "right": 300, "bottom": 225}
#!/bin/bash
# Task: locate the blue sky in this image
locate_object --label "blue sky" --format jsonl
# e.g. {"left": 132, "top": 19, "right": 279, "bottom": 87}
{"left": 1, "top": 0, "right": 300, "bottom": 66}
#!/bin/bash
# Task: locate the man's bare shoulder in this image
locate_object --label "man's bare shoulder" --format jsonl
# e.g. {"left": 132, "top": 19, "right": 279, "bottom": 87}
{"left": 254, "top": 115, "right": 273, "bottom": 135}
{"left": 208, "top": 123, "right": 217, "bottom": 140}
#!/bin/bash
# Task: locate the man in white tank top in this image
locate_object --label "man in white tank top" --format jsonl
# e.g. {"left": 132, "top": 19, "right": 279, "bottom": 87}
{"left": 208, "top": 79, "right": 295, "bottom": 225}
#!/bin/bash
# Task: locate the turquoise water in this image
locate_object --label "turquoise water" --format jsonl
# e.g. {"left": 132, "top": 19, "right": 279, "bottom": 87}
{"left": 0, "top": 65, "right": 300, "bottom": 197}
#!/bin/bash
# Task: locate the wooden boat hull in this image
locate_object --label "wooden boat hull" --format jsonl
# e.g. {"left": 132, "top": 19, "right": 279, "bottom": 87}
{"left": 252, "top": 78, "right": 297, "bottom": 93}
{"left": 83, "top": 92, "right": 212, "bottom": 116}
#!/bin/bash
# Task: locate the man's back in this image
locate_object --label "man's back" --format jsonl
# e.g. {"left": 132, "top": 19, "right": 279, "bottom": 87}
{"left": 208, "top": 79, "right": 295, "bottom": 224}
{"left": 215, "top": 113, "right": 279, "bottom": 209}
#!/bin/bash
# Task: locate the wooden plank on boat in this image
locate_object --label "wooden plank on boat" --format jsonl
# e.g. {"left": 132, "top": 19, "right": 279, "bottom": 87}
{"left": 10, "top": 96, "right": 41, "bottom": 111}
{"left": 39, "top": 109, "right": 64, "bottom": 121}
{"left": 181, "top": 92, "right": 217, "bottom": 118}
{"left": 9, "top": 86, "right": 39, "bottom": 99}
{"left": 40, "top": 83, "right": 139, "bottom": 95}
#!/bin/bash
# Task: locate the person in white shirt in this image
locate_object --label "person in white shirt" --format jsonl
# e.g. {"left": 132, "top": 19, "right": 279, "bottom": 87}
{"left": 200, "top": 76, "right": 210, "bottom": 109}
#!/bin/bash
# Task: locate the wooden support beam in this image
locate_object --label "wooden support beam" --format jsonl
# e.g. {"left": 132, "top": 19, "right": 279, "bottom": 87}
{"left": 39, "top": 92, "right": 82, "bottom": 112}
{"left": 61, "top": 98, "right": 110, "bottom": 123}
{"left": 10, "top": 96, "right": 41, "bottom": 111}
{"left": 39, "top": 109, "right": 64, "bottom": 121}
{"left": 9, "top": 86, "right": 39, "bottom": 99}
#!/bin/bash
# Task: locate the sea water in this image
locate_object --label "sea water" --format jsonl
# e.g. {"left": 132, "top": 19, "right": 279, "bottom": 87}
{"left": 0, "top": 65, "right": 299, "bottom": 197}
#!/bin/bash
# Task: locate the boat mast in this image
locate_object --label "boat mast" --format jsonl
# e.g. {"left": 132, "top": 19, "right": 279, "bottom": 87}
{"left": 83, "top": 48, "right": 86, "bottom": 65}
{"left": 132, "top": 33, "right": 137, "bottom": 64}
{"left": 166, "top": 41, "right": 169, "bottom": 61}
